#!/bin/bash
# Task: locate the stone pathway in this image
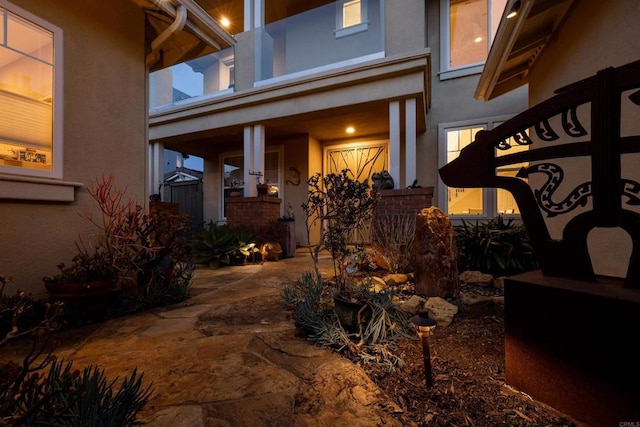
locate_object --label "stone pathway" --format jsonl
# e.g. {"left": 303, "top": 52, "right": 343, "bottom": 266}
{"left": 16, "top": 251, "right": 404, "bottom": 426}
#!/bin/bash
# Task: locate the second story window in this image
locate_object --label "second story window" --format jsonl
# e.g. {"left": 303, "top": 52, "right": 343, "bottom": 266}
{"left": 0, "top": 1, "right": 62, "bottom": 178}
{"left": 343, "top": 0, "right": 362, "bottom": 27}
{"left": 440, "top": 0, "right": 506, "bottom": 79}
{"left": 336, "top": 0, "right": 368, "bottom": 38}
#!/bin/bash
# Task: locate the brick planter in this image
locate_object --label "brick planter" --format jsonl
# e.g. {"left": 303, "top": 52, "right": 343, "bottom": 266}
{"left": 374, "top": 187, "right": 434, "bottom": 217}
{"left": 226, "top": 196, "right": 281, "bottom": 231}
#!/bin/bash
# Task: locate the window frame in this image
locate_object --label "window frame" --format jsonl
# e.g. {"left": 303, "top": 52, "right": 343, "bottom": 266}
{"left": 0, "top": 0, "right": 63, "bottom": 180}
{"left": 438, "top": 115, "right": 519, "bottom": 220}
{"left": 439, "top": 0, "right": 505, "bottom": 80}
{"left": 335, "top": 0, "right": 369, "bottom": 38}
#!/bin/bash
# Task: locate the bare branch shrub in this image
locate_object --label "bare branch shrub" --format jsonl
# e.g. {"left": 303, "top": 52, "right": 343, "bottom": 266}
{"left": 371, "top": 213, "right": 416, "bottom": 273}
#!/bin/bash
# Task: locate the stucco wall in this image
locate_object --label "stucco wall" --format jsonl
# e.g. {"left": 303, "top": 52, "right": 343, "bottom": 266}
{"left": 384, "top": 0, "right": 426, "bottom": 55}
{"left": 424, "top": 0, "right": 528, "bottom": 208}
{"left": 0, "top": 0, "right": 147, "bottom": 297}
{"left": 526, "top": 0, "right": 640, "bottom": 278}
{"left": 283, "top": 135, "right": 310, "bottom": 247}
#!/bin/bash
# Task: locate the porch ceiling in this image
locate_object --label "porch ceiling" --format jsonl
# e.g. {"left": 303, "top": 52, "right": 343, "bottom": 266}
{"left": 475, "top": 0, "right": 577, "bottom": 101}
{"left": 160, "top": 101, "right": 398, "bottom": 158}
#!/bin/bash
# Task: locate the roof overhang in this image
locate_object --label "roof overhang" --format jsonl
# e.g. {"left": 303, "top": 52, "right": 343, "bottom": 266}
{"left": 131, "top": 0, "right": 236, "bottom": 72}
{"left": 475, "top": 0, "right": 576, "bottom": 101}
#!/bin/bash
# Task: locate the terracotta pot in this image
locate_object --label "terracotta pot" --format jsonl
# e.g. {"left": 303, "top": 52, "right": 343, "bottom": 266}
{"left": 257, "top": 184, "right": 269, "bottom": 195}
{"left": 44, "top": 278, "right": 115, "bottom": 296}
{"left": 44, "top": 279, "right": 117, "bottom": 323}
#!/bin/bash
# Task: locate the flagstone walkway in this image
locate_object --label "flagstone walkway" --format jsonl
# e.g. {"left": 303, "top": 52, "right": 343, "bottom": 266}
{"left": 13, "top": 251, "right": 404, "bottom": 426}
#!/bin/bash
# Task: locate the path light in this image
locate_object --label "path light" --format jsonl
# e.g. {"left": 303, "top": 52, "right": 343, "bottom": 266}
{"left": 410, "top": 309, "right": 437, "bottom": 388}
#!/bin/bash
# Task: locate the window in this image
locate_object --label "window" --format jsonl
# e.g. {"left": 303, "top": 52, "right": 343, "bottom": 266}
{"left": 336, "top": 0, "right": 368, "bottom": 38}
{"left": 0, "top": 1, "right": 62, "bottom": 178}
{"left": 440, "top": 0, "right": 507, "bottom": 79}
{"left": 343, "top": 0, "right": 361, "bottom": 27}
{"left": 439, "top": 117, "right": 526, "bottom": 217}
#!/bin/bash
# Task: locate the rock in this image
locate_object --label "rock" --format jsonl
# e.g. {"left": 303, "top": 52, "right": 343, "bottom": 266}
{"left": 494, "top": 277, "right": 505, "bottom": 290}
{"left": 382, "top": 273, "right": 409, "bottom": 287}
{"left": 358, "top": 276, "right": 387, "bottom": 293}
{"left": 459, "top": 293, "right": 504, "bottom": 318}
{"left": 397, "top": 295, "right": 426, "bottom": 314}
{"left": 412, "top": 207, "right": 460, "bottom": 297}
{"left": 424, "top": 297, "right": 458, "bottom": 327}
{"left": 459, "top": 271, "right": 493, "bottom": 286}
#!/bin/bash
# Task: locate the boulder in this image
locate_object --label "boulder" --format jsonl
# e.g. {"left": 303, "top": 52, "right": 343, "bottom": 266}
{"left": 412, "top": 207, "right": 460, "bottom": 297}
{"left": 424, "top": 297, "right": 458, "bottom": 327}
{"left": 382, "top": 273, "right": 409, "bottom": 287}
{"left": 459, "top": 293, "right": 504, "bottom": 318}
{"left": 459, "top": 270, "right": 493, "bottom": 286}
{"left": 397, "top": 295, "right": 426, "bottom": 314}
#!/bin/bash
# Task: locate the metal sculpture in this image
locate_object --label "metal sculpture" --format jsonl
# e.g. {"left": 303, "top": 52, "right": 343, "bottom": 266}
{"left": 439, "top": 60, "right": 640, "bottom": 287}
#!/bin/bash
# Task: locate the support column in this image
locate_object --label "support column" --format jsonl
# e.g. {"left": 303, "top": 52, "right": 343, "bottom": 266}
{"left": 149, "top": 142, "right": 164, "bottom": 197}
{"left": 243, "top": 126, "right": 255, "bottom": 196}
{"left": 389, "top": 101, "right": 401, "bottom": 188}
{"left": 405, "top": 98, "right": 417, "bottom": 188}
{"left": 253, "top": 124, "right": 265, "bottom": 186}
{"left": 254, "top": 0, "right": 264, "bottom": 29}
{"left": 243, "top": 0, "right": 254, "bottom": 31}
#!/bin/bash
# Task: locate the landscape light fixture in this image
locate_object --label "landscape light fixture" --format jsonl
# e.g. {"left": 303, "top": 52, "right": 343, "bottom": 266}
{"left": 410, "top": 310, "right": 437, "bottom": 388}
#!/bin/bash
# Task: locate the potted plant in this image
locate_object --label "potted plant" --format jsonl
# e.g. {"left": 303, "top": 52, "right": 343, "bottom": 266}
{"left": 43, "top": 249, "right": 116, "bottom": 295}
{"left": 302, "top": 169, "right": 380, "bottom": 329}
{"left": 43, "top": 174, "right": 192, "bottom": 319}
{"left": 228, "top": 178, "right": 243, "bottom": 197}
{"left": 256, "top": 178, "right": 270, "bottom": 195}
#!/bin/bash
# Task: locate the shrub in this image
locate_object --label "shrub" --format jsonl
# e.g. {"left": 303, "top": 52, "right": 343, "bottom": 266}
{"left": 302, "top": 169, "right": 380, "bottom": 289}
{"left": 189, "top": 223, "right": 259, "bottom": 268}
{"left": 371, "top": 213, "right": 416, "bottom": 274}
{"left": 0, "top": 343, "right": 152, "bottom": 426}
{"left": 282, "top": 273, "right": 415, "bottom": 372}
{"left": 454, "top": 215, "right": 538, "bottom": 276}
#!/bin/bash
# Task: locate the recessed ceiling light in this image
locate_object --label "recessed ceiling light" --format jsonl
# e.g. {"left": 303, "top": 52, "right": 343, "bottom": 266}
{"left": 474, "top": 36, "right": 483, "bottom": 43}
{"left": 220, "top": 17, "right": 230, "bottom": 27}
{"left": 346, "top": 126, "right": 355, "bottom": 134}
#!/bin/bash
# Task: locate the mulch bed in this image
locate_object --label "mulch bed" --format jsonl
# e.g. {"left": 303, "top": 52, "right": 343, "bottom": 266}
{"left": 362, "top": 315, "right": 578, "bottom": 426}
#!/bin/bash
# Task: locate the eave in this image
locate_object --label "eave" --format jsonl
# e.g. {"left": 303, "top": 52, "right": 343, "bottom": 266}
{"left": 475, "top": 0, "right": 577, "bottom": 101}
{"left": 130, "top": 0, "right": 236, "bottom": 72}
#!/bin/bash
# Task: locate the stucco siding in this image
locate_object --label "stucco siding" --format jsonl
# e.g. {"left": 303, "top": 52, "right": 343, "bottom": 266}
{"left": 0, "top": 0, "right": 147, "bottom": 296}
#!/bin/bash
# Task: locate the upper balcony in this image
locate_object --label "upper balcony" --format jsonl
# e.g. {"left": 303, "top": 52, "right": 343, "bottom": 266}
{"left": 253, "top": 0, "right": 384, "bottom": 85}
{"left": 149, "top": 0, "right": 384, "bottom": 111}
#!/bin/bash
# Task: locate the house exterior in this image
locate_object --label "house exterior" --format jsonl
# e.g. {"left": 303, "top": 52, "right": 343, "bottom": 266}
{"left": 0, "top": 0, "right": 232, "bottom": 296}
{"left": 147, "top": 0, "right": 528, "bottom": 246}
{"left": 1, "top": 0, "right": 529, "bottom": 296}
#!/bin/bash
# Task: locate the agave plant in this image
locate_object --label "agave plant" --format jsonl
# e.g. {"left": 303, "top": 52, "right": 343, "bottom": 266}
{"left": 189, "top": 222, "right": 239, "bottom": 269}
{"left": 454, "top": 215, "right": 538, "bottom": 276}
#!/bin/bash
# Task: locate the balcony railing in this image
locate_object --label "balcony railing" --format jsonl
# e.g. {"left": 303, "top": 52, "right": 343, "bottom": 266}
{"left": 149, "top": 0, "right": 384, "bottom": 110}
{"left": 149, "top": 46, "right": 235, "bottom": 110}
{"left": 254, "top": 0, "right": 384, "bottom": 85}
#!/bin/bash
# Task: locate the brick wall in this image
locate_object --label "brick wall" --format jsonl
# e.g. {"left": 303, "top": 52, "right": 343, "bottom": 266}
{"left": 226, "top": 196, "right": 281, "bottom": 231}
{"left": 374, "top": 187, "right": 434, "bottom": 217}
